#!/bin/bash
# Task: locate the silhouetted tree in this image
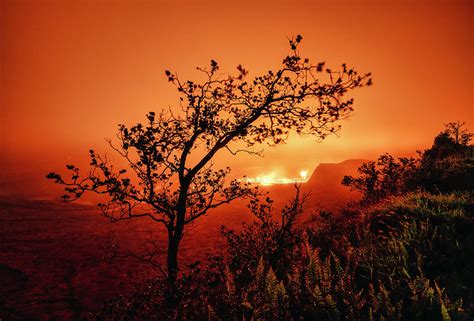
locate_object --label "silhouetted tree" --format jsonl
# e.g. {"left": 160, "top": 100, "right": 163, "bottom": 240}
{"left": 418, "top": 121, "right": 473, "bottom": 192}
{"left": 343, "top": 122, "right": 473, "bottom": 202}
{"left": 444, "top": 121, "right": 473, "bottom": 145}
{"left": 47, "top": 35, "right": 371, "bottom": 286}
{"left": 342, "top": 154, "right": 418, "bottom": 203}
{"left": 421, "top": 121, "right": 472, "bottom": 163}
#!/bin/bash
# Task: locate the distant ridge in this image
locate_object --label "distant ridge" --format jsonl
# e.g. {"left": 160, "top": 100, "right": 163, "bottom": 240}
{"left": 306, "top": 159, "right": 367, "bottom": 186}
{"left": 301, "top": 159, "right": 366, "bottom": 211}
{"left": 264, "top": 159, "right": 366, "bottom": 213}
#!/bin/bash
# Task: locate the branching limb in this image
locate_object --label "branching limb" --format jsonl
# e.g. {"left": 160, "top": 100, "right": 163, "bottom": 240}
{"left": 104, "top": 230, "right": 168, "bottom": 279}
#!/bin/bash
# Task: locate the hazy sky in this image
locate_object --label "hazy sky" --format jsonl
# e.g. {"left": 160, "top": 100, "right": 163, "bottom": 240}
{"left": 1, "top": 0, "right": 472, "bottom": 197}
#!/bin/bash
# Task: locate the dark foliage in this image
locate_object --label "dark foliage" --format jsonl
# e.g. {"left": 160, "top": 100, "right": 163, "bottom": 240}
{"left": 94, "top": 190, "right": 472, "bottom": 321}
{"left": 341, "top": 154, "right": 418, "bottom": 204}
{"left": 342, "top": 121, "right": 473, "bottom": 204}
{"left": 417, "top": 122, "right": 473, "bottom": 193}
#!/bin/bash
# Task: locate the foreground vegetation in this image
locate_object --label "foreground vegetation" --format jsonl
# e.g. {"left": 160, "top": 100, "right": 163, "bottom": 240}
{"left": 94, "top": 123, "right": 473, "bottom": 320}
{"left": 93, "top": 190, "right": 472, "bottom": 321}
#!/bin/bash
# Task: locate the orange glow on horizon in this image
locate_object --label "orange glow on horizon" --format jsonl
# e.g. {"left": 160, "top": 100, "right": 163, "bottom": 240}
{"left": 0, "top": 0, "right": 472, "bottom": 198}
{"left": 240, "top": 169, "right": 310, "bottom": 186}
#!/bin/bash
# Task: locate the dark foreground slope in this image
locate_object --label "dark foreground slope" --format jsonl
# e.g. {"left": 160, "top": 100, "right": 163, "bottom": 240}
{"left": 0, "top": 199, "right": 148, "bottom": 320}
{"left": 0, "top": 198, "right": 252, "bottom": 320}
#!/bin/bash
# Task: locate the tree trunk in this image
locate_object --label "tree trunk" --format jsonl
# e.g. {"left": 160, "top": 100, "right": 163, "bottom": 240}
{"left": 167, "top": 182, "right": 188, "bottom": 285}
{"left": 165, "top": 181, "right": 188, "bottom": 308}
{"left": 167, "top": 231, "right": 181, "bottom": 285}
{"left": 164, "top": 228, "right": 182, "bottom": 309}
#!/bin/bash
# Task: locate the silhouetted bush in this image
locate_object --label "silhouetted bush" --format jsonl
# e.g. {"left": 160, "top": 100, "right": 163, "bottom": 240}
{"left": 343, "top": 122, "right": 473, "bottom": 203}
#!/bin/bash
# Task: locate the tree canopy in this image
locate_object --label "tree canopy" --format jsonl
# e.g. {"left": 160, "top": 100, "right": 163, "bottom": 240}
{"left": 47, "top": 35, "right": 372, "bottom": 284}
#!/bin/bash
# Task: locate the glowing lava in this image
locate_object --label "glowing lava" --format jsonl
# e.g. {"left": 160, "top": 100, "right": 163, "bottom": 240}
{"left": 241, "top": 169, "right": 310, "bottom": 186}
{"left": 300, "top": 170, "right": 309, "bottom": 179}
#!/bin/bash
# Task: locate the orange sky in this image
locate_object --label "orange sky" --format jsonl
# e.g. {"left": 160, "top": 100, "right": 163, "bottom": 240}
{"left": 0, "top": 0, "right": 472, "bottom": 198}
